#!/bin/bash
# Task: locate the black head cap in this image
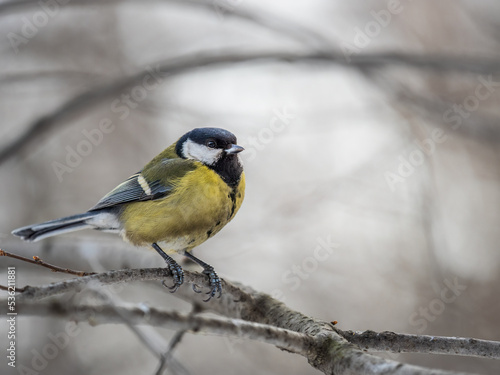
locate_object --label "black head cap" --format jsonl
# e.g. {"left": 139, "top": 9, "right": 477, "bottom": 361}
{"left": 175, "top": 127, "right": 238, "bottom": 157}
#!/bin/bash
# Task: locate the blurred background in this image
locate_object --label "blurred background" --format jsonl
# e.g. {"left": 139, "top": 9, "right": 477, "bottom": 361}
{"left": 1, "top": 1, "right": 500, "bottom": 374}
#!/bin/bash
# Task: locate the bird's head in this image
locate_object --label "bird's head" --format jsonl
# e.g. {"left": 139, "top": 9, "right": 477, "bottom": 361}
{"left": 176, "top": 127, "right": 244, "bottom": 166}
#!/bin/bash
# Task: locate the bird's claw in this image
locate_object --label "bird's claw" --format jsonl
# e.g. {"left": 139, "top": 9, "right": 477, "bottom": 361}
{"left": 162, "top": 263, "right": 184, "bottom": 293}
{"left": 192, "top": 284, "right": 203, "bottom": 294}
{"left": 202, "top": 266, "right": 222, "bottom": 302}
{"left": 181, "top": 251, "right": 222, "bottom": 301}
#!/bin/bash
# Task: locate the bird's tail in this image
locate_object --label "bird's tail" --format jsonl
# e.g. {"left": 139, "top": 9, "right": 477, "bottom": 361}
{"left": 12, "top": 212, "right": 100, "bottom": 242}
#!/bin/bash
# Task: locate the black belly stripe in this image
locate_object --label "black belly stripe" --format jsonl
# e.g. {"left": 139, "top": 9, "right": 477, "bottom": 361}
{"left": 228, "top": 189, "right": 237, "bottom": 220}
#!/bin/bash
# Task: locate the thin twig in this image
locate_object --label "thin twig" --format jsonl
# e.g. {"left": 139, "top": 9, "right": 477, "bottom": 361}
{"left": 155, "top": 304, "right": 203, "bottom": 375}
{"left": 155, "top": 330, "right": 189, "bottom": 375}
{"left": 0, "top": 249, "right": 95, "bottom": 277}
{"left": 0, "top": 284, "right": 28, "bottom": 292}
{"left": 0, "top": 0, "right": 332, "bottom": 50}
{"left": 89, "top": 287, "right": 166, "bottom": 357}
{"left": 77, "top": 286, "right": 190, "bottom": 375}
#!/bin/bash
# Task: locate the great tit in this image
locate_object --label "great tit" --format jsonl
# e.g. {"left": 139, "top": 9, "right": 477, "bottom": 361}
{"left": 12, "top": 127, "right": 245, "bottom": 300}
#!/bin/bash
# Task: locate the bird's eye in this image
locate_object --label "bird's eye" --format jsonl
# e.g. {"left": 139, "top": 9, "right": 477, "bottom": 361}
{"left": 206, "top": 140, "right": 217, "bottom": 149}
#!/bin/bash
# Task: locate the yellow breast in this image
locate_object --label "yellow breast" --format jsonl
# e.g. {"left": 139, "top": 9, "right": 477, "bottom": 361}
{"left": 119, "top": 165, "right": 245, "bottom": 252}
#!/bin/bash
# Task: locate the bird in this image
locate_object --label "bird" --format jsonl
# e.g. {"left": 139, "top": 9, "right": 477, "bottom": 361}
{"left": 12, "top": 127, "right": 245, "bottom": 301}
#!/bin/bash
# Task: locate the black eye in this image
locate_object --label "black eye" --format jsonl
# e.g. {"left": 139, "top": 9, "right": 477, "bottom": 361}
{"left": 206, "top": 140, "right": 217, "bottom": 149}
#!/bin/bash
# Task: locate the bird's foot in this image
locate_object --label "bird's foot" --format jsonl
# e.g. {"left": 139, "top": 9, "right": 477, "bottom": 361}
{"left": 184, "top": 251, "right": 222, "bottom": 301}
{"left": 200, "top": 265, "right": 222, "bottom": 302}
{"left": 162, "top": 261, "right": 184, "bottom": 293}
{"left": 152, "top": 243, "right": 184, "bottom": 293}
{"left": 192, "top": 268, "right": 222, "bottom": 301}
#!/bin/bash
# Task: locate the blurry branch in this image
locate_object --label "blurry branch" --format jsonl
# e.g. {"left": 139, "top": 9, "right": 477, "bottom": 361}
{"left": 89, "top": 286, "right": 167, "bottom": 356}
{"left": 0, "top": 0, "right": 330, "bottom": 48}
{"left": 0, "top": 69, "right": 102, "bottom": 85}
{"left": 155, "top": 323, "right": 190, "bottom": 375}
{"left": 0, "top": 248, "right": 95, "bottom": 276}
{"left": 5, "top": 301, "right": 312, "bottom": 357}
{"left": 0, "top": 300, "right": 479, "bottom": 375}
{"left": 0, "top": 71, "right": 140, "bottom": 164}
{"left": 0, "top": 284, "right": 26, "bottom": 292}
{"left": 366, "top": 73, "right": 500, "bottom": 143}
{"left": 400, "top": 89, "right": 500, "bottom": 142}
{"left": 2, "top": 49, "right": 500, "bottom": 164}
{"left": 182, "top": 0, "right": 332, "bottom": 48}
{"left": 0, "top": 260, "right": 498, "bottom": 375}
{"left": 88, "top": 285, "right": 190, "bottom": 375}
{"left": 337, "top": 330, "right": 500, "bottom": 360}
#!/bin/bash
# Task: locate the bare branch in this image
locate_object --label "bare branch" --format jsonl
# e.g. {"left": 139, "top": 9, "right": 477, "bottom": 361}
{"left": 155, "top": 305, "right": 202, "bottom": 375}
{"left": 2, "top": 49, "right": 500, "bottom": 164}
{"left": 0, "top": 248, "right": 95, "bottom": 276}
{"left": 0, "top": 0, "right": 331, "bottom": 49}
{"left": 88, "top": 287, "right": 166, "bottom": 357}
{"left": 13, "top": 267, "right": 240, "bottom": 302}
{"left": 2, "top": 300, "right": 478, "bottom": 375}
{"left": 155, "top": 329, "right": 189, "bottom": 375}
{"left": 87, "top": 286, "right": 189, "bottom": 375}
{"left": 2, "top": 267, "right": 488, "bottom": 375}
{"left": 0, "top": 284, "right": 27, "bottom": 292}
{"left": 3, "top": 302, "right": 313, "bottom": 356}
{"left": 338, "top": 329, "right": 500, "bottom": 360}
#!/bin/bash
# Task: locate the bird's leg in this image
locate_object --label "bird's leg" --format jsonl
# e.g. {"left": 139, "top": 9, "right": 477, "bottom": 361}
{"left": 183, "top": 251, "right": 222, "bottom": 301}
{"left": 152, "top": 243, "right": 184, "bottom": 292}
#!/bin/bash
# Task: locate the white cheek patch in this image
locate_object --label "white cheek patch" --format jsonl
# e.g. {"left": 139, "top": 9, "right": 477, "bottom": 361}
{"left": 182, "top": 139, "right": 222, "bottom": 165}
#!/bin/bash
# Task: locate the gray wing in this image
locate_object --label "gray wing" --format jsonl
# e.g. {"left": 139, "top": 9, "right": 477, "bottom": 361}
{"left": 89, "top": 172, "right": 171, "bottom": 211}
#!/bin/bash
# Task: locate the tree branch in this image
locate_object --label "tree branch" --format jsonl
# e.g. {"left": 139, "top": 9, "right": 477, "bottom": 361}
{"left": 337, "top": 329, "right": 500, "bottom": 359}
{"left": 2, "top": 49, "right": 500, "bottom": 164}
{"left": 13, "top": 267, "right": 233, "bottom": 302}
{"left": 0, "top": 0, "right": 332, "bottom": 50}
{"left": 0, "top": 248, "right": 95, "bottom": 276}
{"left": 86, "top": 285, "right": 190, "bottom": 375}
{"left": 1, "top": 266, "right": 493, "bottom": 375}
{"left": 2, "top": 301, "right": 313, "bottom": 356}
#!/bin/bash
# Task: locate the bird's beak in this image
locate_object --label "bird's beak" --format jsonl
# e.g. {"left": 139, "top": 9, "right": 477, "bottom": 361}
{"left": 225, "top": 144, "right": 245, "bottom": 154}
